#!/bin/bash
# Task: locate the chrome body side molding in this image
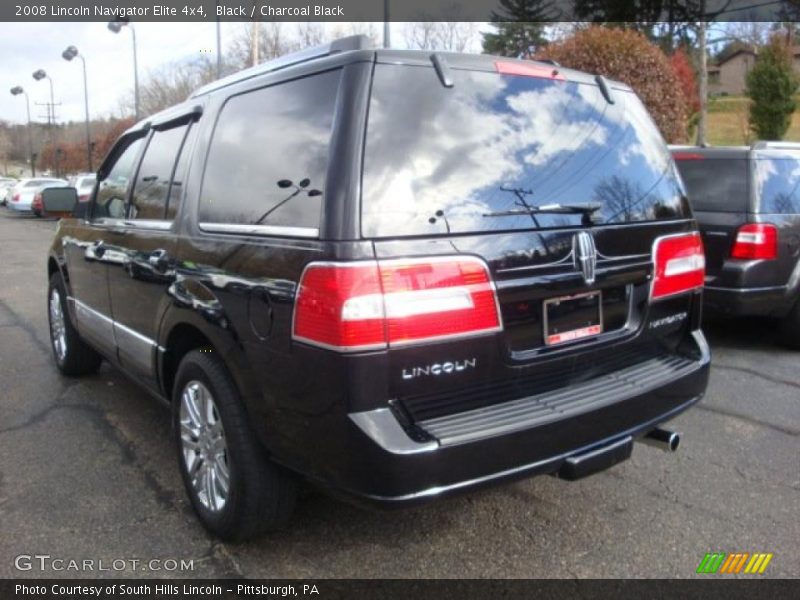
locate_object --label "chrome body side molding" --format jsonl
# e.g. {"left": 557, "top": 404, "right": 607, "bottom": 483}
{"left": 67, "top": 296, "right": 163, "bottom": 377}
{"left": 199, "top": 222, "right": 319, "bottom": 239}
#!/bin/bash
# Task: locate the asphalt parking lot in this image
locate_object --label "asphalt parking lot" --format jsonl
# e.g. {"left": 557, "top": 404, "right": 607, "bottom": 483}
{"left": 0, "top": 209, "right": 797, "bottom": 579}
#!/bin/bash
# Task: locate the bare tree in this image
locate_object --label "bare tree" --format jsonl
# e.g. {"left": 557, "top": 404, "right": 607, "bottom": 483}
{"left": 404, "top": 22, "right": 439, "bottom": 50}
{"left": 404, "top": 22, "right": 478, "bottom": 52}
{"left": 117, "top": 55, "right": 219, "bottom": 118}
{"left": 227, "top": 22, "right": 298, "bottom": 70}
{"left": 329, "top": 22, "right": 380, "bottom": 46}
{"left": 296, "top": 22, "right": 327, "bottom": 47}
{"left": 725, "top": 21, "right": 771, "bottom": 47}
{"left": 0, "top": 128, "right": 11, "bottom": 175}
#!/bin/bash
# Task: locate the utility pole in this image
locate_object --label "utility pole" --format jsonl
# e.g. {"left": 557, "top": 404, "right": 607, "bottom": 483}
{"left": 216, "top": 17, "right": 222, "bottom": 78}
{"left": 250, "top": 1, "right": 259, "bottom": 67}
{"left": 696, "top": 19, "right": 708, "bottom": 147}
{"left": 383, "top": 0, "right": 391, "bottom": 48}
{"left": 250, "top": 21, "right": 259, "bottom": 66}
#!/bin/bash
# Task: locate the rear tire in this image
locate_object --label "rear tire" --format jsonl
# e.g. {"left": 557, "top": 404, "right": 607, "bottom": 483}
{"left": 778, "top": 298, "right": 800, "bottom": 349}
{"left": 48, "top": 272, "right": 103, "bottom": 376}
{"left": 173, "top": 349, "right": 296, "bottom": 541}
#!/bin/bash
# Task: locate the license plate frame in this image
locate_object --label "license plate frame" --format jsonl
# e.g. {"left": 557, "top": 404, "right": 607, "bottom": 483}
{"left": 543, "top": 290, "right": 603, "bottom": 346}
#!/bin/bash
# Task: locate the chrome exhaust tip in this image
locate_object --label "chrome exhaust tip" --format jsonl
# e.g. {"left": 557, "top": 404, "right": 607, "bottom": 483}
{"left": 639, "top": 427, "right": 681, "bottom": 453}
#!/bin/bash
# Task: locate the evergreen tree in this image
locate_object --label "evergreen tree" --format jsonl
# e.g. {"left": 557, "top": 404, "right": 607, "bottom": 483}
{"left": 746, "top": 37, "right": 799, "bottom": 140}
{"left": 481, "top": 0, "right": 554, "bottom": 57}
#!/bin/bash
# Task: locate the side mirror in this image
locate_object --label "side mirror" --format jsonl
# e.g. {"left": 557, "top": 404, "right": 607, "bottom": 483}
{"left": 41, "top": 187, "right": 78, "bottom": 218}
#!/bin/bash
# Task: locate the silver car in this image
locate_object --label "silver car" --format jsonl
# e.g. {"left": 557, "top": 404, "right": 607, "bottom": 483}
{"left": 67, "top": 173, "right": 97, "bottom": 202}
{"left": 7, "top": 178, "right": 68, "bottom": 212}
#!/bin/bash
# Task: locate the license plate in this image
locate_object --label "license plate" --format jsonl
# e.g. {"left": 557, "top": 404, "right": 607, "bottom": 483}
{"left": 543, "top": 291, "right": 603, "bottom": 346}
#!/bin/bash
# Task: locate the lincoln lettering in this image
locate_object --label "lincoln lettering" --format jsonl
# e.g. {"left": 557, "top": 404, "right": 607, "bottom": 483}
{"left": 402, "top": 359, "right": 477, "bottom": 380}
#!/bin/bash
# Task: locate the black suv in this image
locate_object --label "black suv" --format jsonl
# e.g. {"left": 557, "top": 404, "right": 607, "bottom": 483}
{"left": 44, "top": 37, "right": 710, "bottom": 540}
{"left": 673, "top": 143, "right": 800, "bottom": 346}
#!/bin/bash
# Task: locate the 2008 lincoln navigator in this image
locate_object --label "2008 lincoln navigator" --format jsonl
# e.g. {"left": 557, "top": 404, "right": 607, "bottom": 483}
{"left": 44, "top": 36, "right": 710, "bottom": 540}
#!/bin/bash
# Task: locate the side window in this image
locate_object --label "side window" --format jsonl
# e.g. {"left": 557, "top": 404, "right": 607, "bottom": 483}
{"left": 129, "top": 124, "right": 189, "bottom": 221}
{"left": 93, "top": 137, "right": 144, "bottom": 220}
{"left": 165, "top": 123, "right": 198, "bottom": 221}
{"left": 755, "top": 157, "right": 800, "bottom": 214}
{"left": 198, "top": 69, "right": 341, "bottom": 231}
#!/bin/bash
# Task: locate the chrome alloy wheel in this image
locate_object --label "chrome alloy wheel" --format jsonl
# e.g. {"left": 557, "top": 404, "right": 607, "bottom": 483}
{"left": 180, "top": 381, "right": 230, "bottom": 512}
{"left": 49, "top": 288, "right": 67, "bottom": 362}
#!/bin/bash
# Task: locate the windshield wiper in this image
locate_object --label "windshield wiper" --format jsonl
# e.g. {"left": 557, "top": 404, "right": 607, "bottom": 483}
{"left": 482, "top": 203, "right": 602, "bottom": 218}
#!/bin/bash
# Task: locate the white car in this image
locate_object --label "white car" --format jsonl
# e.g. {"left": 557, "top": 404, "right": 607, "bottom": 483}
{"left": 7, "top": 178, "right": 68, "bottom": 212}
{"left": 67, "top": 173, "right": 97, "bottom": 202}
{"left": 0, "top": 177, "right": 18, "bottom": 206}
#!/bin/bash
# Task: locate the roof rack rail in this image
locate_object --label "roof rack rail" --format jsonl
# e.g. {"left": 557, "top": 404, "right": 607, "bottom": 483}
{"left": 751, "top": 140, "right": 800, "bottom": 150}
{"left": 189, "top": 35, "right": 373, "bottom": 99}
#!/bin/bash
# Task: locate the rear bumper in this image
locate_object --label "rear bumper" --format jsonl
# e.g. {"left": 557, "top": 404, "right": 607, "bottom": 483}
{"left": 704, "top": 284, "right": 791, "bottom": 318}
{"left": 305, "top": 330, "right": 710, "bottom": 506}
{"left": 8, "top": 201, "right": 32, "bottom": 212}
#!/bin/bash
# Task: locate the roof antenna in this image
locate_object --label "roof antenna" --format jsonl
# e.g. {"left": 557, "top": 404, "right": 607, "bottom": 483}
{"left": 430, "top": 53, "right": 454, "bottom": 88}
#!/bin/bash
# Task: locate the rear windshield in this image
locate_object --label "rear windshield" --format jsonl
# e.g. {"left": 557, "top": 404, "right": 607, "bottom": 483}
{"left": 79, "top": 177, "right": 96, "bottom": 190}
{"left": 361, "top": 64, "right": 689, "bottom": 238}
{"left": 674, "top": 157, "right": 749, "bottom": 212}
{"left": 754, "top": 152, "right": 800, "bottom": 214}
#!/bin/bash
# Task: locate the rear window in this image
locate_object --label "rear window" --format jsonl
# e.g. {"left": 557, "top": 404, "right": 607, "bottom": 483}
{"left": 754, "top": 153, "right": 800, "bottom": 214}
{"left": 361, "top": 64, "right": 689, "bottom": 238}
{"left": 674, "top": 157, "right": 749, "bottom": 212}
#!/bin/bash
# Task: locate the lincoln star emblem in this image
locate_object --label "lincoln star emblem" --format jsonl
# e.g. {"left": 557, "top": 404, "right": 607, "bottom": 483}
{"left": 573, "top": 231, "right": 597, "bottom": 286}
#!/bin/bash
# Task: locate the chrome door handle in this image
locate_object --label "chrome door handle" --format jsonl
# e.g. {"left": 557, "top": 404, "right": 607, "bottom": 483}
{"left": 86, "top": 240, "right": 106, "bottom": 260}
{"left": 148, "top": 249, "right": 171, "bottom": 272}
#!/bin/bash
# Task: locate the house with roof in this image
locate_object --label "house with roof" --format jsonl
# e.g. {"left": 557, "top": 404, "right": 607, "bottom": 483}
{"left": 708, "top": 42, "right": 800, "bottom": 96}
{"left": 708, "top": 46, "right": 757, "bottom": 96}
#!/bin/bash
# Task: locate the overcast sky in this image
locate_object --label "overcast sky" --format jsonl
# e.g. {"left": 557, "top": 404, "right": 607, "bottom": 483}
{"left": 0, "top": 22, "right": 232, "bottom": 124}
{"left": 0, "top": 22, "right": 441, "bottom": 125}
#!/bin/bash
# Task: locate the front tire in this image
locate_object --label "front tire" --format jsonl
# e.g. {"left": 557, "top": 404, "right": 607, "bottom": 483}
{"left": 48, "top": 272, "right": 103, "bottom": 376}
{"left": 173, "top": 349, "right": 296, "bottom": 540}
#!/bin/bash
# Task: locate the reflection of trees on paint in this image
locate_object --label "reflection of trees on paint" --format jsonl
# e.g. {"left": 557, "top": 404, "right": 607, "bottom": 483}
{"left": 593, "top": 175, "right": 646, "bottom": 222}
{"left": 771, "top": 192, "right": 797, "bottom": 214}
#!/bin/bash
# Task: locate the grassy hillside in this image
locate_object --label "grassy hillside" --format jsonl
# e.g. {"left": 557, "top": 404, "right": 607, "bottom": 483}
{"left": 705, "top": 95, "right": 800, "bottom": 146}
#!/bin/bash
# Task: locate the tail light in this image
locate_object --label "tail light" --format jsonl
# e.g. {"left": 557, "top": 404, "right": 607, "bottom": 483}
{"left": 651, "top": 232, "right": 705, "bottom": 300}
{"left": 12, "top": 193, "right": 19, "bottom": 202}
{"left": 495, "top": 61, "right": 565, "bottom": 81}
{"left": 672, "top": 152, "right": 705, "bottom": 161}
{"left": 730, "top": 223, "right": 778, "bottom": 260}
{"left": 292, "top": 257, "right": 502, "bottom": 352}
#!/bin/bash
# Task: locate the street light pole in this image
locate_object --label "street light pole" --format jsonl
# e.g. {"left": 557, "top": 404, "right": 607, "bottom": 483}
{"left": 63, "top": 45, "right": 93, "bottom": 171}
{"left": 32, "top": 69, "right": 55, "bottom": 127}
{"left": 108, "top": 19, "right": 140, "bottom": 120}
{"left": 10, "top": 86, "right": 35, "bottom": 176}
{"left": 32, "top": 69, "right": 57, "bottom": 175}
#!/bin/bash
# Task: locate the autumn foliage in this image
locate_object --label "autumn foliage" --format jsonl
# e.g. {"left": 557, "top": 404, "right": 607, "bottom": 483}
{"left": 670, "top": 48, "right": 701, "bottom": 117}
{"left": 38, "top": 117, "right": 135, "bottom": 175}
{"left": 537, "top": 27, "right": 688, "bottom": 143}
